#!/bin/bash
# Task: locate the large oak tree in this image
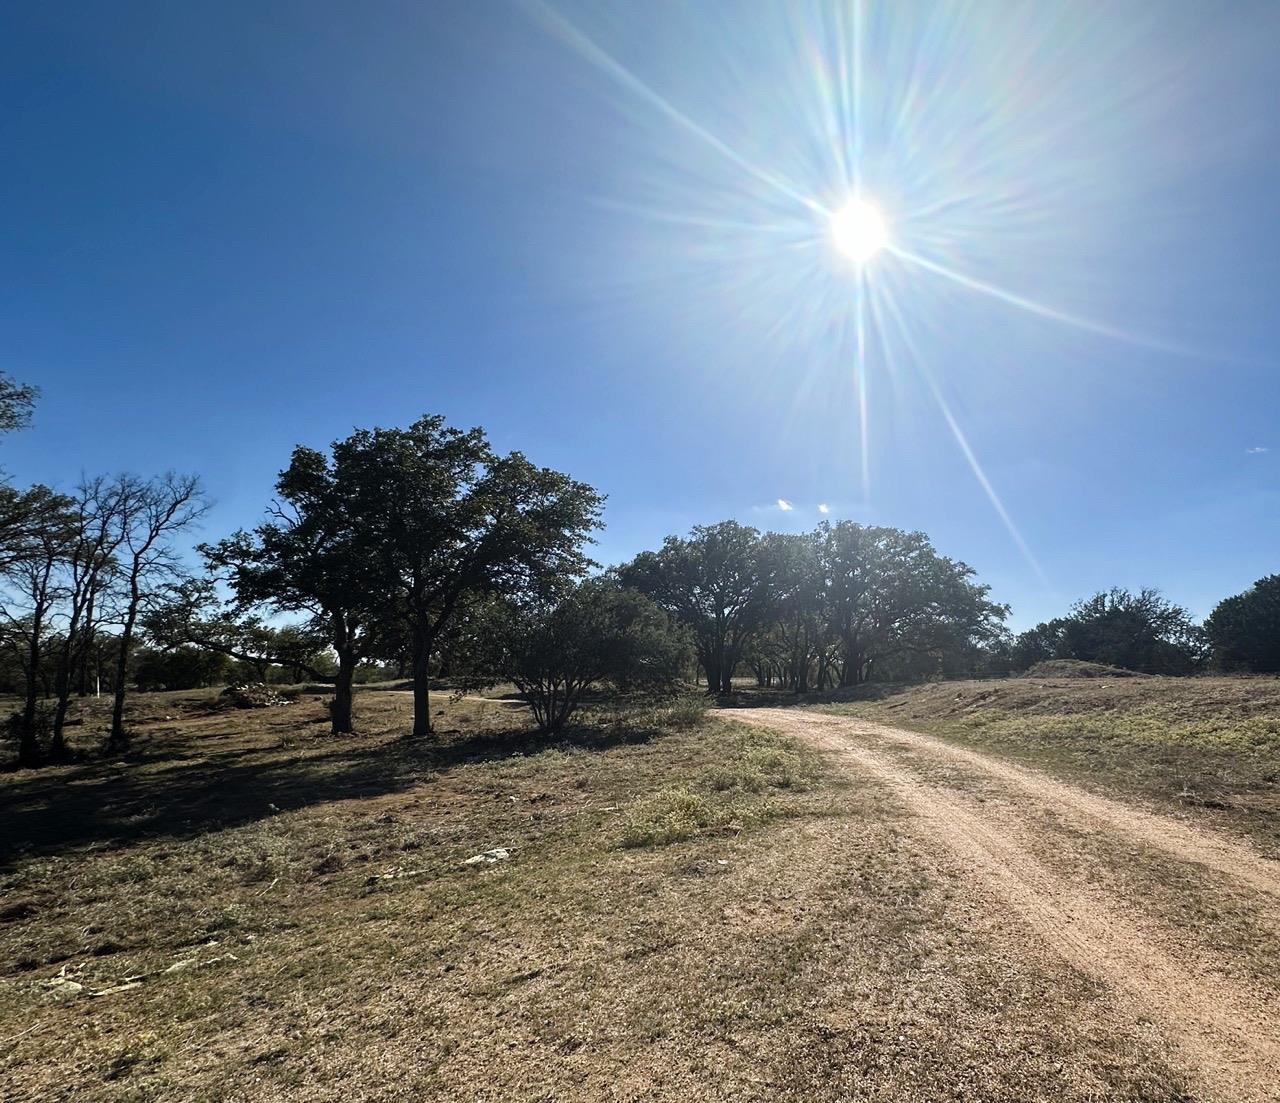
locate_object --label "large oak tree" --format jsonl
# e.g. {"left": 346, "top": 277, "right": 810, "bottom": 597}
{"left": 618, "top": 521, "right": 774, "bottom": 696}
{"left": 331, "top": 416, "right": 603, "bottom": 737}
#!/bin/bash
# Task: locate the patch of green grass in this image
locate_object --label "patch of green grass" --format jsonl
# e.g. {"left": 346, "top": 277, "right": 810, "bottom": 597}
{"left": 620, "top": 724, "right": 819, "bottom": 847}
{"left": 592, "top": 694, "right": 710, "bottom": 744}
{"left": 619, "top": 786, "right": 724, "bottom": 847}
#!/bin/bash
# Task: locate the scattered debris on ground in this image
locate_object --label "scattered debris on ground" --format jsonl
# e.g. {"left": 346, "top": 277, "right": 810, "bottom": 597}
{"left": 463, "top": 847, "right": 512, "bottom": 865}
{"left": 219, "top": 682, "right": 291, "bottom": 709}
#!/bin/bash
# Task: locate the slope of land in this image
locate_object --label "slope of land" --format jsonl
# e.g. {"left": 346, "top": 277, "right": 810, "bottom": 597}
{"left": 817, "top": 674, "right": 1280, "bottom": 850}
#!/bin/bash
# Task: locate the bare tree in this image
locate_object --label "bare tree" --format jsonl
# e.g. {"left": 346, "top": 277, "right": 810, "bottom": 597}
{"left": 0, "top": 488, "right": 74, "bottom": 766}
{"left": 49, "top": 477, "right": 131, "bottom": 756}
{"left": 105, "top": 474, "right": 205, "bottom": 753}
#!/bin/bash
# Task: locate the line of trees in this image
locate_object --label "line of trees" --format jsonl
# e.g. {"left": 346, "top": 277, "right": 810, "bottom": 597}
{"left": 0, "top": 472, "right": 205, "bottom": 765}
{"left": 4, "top": 386, "right": 1278, "bottom": 768}
{"left": 617, "top": 520, "right": 1009, "bottom": 694}
{"left": 1006, "top": 578, "right": 1280, "bottom": 677}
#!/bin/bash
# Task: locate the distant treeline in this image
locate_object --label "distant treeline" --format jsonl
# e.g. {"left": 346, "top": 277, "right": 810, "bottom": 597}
{"left": 2, "top": 383, "right": 1276, "bottom": 768}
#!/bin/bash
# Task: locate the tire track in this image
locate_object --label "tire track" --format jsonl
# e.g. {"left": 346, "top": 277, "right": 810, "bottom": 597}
{"left": 748, "top": 709, "right": 1280, "bottom": 899}
{"left": 736, "top": 708, "right": 1280, "bottom": 1103}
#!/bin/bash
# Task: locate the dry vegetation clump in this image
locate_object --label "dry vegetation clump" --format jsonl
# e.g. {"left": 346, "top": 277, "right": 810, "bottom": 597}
{"left": 217, "top": 681, "right": 293, "bottom": 709}
{"left": 620, "top": 726, "right": 817, "bottom": 847}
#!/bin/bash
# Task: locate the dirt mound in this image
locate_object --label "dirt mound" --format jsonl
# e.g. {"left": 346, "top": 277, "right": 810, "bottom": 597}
{"left": 1025, "top": 659, "right": 1141, "bottom": 679}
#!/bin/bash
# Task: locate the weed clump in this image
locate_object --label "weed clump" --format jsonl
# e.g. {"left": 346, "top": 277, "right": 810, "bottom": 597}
{"left": 659, "top": 696, "right": 710, "bottom": 730}
{"left": 619, "top": 787, "right": 722, "bottom": 847}
{"left": 619, "top": 725, "right": 817, "bottom": 847}
{"left": 597, "top": 695, "right": 710, "bottom": 744}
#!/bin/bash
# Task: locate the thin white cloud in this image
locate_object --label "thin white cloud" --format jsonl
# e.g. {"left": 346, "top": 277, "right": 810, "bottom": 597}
{"left": 1247, "top": 446, "right": 1269, "bottom": 454}
{"left": 776, "top": 498, "right": 793, "bottom": 511}
{"left": 817, "top": 503, "right": 830, "bottom": 514}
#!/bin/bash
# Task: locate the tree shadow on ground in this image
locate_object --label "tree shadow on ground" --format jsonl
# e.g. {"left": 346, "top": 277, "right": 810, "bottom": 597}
{"left": 712, "top": 681, "right": 920, "bottom": 710}
{"left": 0, "top": 719, "right": 631, "bottom": 871}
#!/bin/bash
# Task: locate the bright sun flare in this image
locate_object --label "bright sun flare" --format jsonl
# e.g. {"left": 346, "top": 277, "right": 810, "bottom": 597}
{"left": 830, "top": 198, "right": 888, "bottom": 263}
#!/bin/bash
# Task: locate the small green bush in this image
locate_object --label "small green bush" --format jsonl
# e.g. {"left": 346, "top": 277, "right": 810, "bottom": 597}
{"left": 660, "top": 696, "right": 710, "bottom": 730}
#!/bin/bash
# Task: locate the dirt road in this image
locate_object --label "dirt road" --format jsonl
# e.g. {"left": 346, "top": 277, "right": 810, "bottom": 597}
{"left": 734, "top": 707, "right": 1280, "bottom": 1103}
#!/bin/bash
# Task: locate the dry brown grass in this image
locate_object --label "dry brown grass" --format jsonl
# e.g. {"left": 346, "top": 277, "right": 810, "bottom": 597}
{"left": 0, "top": 686, "right": 1195, "bottom": 1101}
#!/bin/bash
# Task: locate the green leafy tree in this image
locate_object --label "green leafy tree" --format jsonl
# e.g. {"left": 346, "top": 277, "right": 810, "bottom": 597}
{"left": 1010, "top": 618, "right": 1068, "bottom": 671}
{"left": 815, "top": 521, "right": 1007, "bottom": 686}
{"left": 618, "top": 521, "right": 773, "bottom": 696}
{"left": 751, "top": 531, "right": 827, "bottom": 692}
{"left": 133, "top": 645, "right": 230, "bottom": 691}
{"left": 1061, "top": 588, "right": 1205, "bottom": 674}
{"left": 200, "top": 440, "right": 396, "bottom": 734}
{"left": 320, "top": 416, "right": 604, "bottom": 737}
{"left": 491, "top": 579, "right": 690, "bottom": 733}
{"left": 1205, "top": 575, "right": 1280, "bottom": 673}
{"left": 145, "top": 580, "right": 334, "bottom": 685}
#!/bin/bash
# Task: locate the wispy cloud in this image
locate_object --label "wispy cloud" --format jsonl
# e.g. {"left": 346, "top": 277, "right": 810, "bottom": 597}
{"left": 817, "top": 503, "right": 830, "bottom": 514}
{"left": 1247, "top": 446, "right": 1269, "bottom": 455}
{"left": 776, "top": 498, "right": 793, "bottom": 511}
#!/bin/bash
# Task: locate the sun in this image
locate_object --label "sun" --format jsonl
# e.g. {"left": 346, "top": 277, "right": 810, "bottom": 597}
{"left": 830, "top": 198, "right": 888, "bottom": 263}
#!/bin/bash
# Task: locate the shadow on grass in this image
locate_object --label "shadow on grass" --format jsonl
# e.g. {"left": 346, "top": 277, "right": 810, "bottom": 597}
{"left": 711, "top": 682, "right": 920, "bottom": 709}
{"left": 0, "top": 718, "right": 640, "bottom": 871}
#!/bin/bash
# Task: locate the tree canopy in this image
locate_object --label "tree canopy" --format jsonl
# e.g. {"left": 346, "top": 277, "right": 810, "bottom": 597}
{"left": 1205, "top": 575, "right": 1280, "bottom": 673}
{"left": 618, "top": 521, "right": 773, "bottom": 696}
{"left": 488, "top": 578, "right": 691, "bottom": 733}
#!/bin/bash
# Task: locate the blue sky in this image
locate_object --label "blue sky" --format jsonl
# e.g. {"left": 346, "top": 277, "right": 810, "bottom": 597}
{"left": 1, "top": 1, "right": 1277, "bottom": 629}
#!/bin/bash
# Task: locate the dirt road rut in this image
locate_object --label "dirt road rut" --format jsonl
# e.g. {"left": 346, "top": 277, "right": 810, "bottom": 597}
{"left": 735, "top": 708, "right": 1280, "bottom": 1103}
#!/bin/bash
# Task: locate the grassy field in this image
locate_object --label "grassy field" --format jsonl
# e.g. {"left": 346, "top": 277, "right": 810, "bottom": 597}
{"left": 818, "top": 673, "right": 1280, "bottom": 851}
{"left": 0, "top": 683, "right": 1205, "bottom": 1102}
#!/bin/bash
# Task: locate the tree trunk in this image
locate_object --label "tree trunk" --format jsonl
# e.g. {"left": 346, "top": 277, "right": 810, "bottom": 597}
{"left": 76, "top": 631, "right": 93, "bottom": 696}
{"left": 51, "top": 620, "right": 83, "bottom": 759}
{"left": 17, "top": 647, "right": 41, "bottom": 767}
{"left": 331, "top": 647, "right": 357, "bottom": 735}
{"left": 703, "top": 657, "right": 720, "bottom": 697}
{"left": 108, "top": 583, "right": 141, "bottom": 753}
{"left": 50, "top": 673, "right": 71, "bottom": 759}
{"left": 17, "top": 605, "right": 47, "bottom": 766}
{"left": 410, "top": 628, "right": 433, "bottom": 737}
{"left": 16, "top": 723, "right": 40, "bottom": 768}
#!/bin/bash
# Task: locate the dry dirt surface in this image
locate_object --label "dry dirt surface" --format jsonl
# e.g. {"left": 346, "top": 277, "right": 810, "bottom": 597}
{"left": 735, "top": 707, "right": 1280, "bottom": 1103}
{"left": 7, "top": 689, "right": 1277, "bottom": 1102}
